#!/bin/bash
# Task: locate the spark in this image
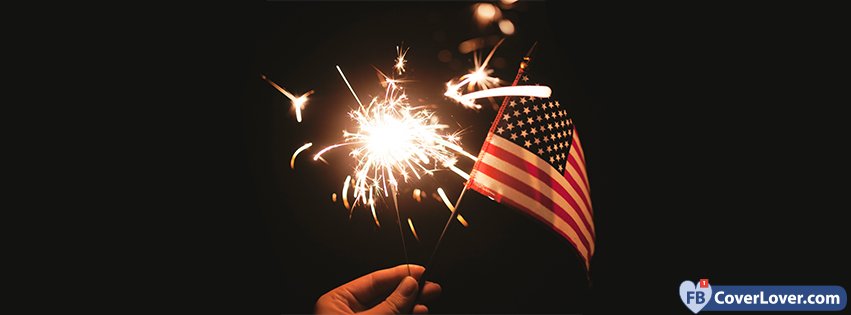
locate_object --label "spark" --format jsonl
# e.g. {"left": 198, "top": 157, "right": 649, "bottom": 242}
{"left": 290, "top": 142, "right": 313, "bottom": 169}
{"left": 437, "top": 187, "right": 469, "bottom": 227}
{"left": 331, "top": 193, "right": 337, "bottom": 203}
{"left": 407, "top": 218, "right": 420, "bottom": 241}
{"left": 474, "top": 3, "right": 501, "bottom": 27}
{"left": 336, "top": 66, "right": 363, "bottom": 107}
{"left": 445, "top": 39, "right": 505, "bottom": 109}
{"left": 342, "top": 175, "right": 352, "bottom": 210}
{"left": 394, "top": 44, "right": 410, "bottom": 75}
{"left": 498, "top": 19, "right": 515, "bottom": 35}
{"left": 261, "top": 74, "right": 314, "bottom": 122}
{"left": 448, "top": 165, "right": 470, "bottom": 180}
{"left": 412, "top": 188, "right": 422, "bottom": 202}
{"left": 368, "top": 187, "right": 380, "bottom": 227}
{"left": 316, "top": 61, "right": 472, "bottom": 226}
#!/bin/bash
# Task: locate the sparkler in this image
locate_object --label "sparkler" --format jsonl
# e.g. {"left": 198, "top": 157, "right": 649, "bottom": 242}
{"left": 261, "top": 74, "right": 314, "bottom": 122}
{"left": 315, "top": 53, "right": 476, "bottom": 275}
{"left": 444, "top": 39, "right": 505, "bottom": 109}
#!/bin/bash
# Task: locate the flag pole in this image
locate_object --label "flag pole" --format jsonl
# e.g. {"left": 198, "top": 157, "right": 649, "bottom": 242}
{"left": 418, "top": 42, "right": 538, "bottom": 293}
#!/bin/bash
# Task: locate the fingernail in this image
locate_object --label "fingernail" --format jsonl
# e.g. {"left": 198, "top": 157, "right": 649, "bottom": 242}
{"left": 400, "top": 276, "right": 418, "bottom": 297}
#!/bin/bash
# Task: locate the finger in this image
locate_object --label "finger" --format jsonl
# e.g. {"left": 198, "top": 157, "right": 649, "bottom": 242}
{"left": 363, "top": 276, "right": 419, "bottom": 315}
{"left": 370, "top": 264, "right": 425, "bottom": 293}
{"left": 418, "top": 281, "right": 442, "bottom": 303}
{"left": 340, "top": 264, "right": 425, "bottom": 304}
{"left": 413, "top": 304, "right": 429, "bottom": 314}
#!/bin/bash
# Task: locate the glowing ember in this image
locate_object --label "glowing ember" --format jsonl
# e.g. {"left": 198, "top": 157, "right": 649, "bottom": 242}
{"left": 290, "top": 142, "right": 313, "bottom": 169}
{"left": 261, "top": 74, "right": 314, "bottom": 122}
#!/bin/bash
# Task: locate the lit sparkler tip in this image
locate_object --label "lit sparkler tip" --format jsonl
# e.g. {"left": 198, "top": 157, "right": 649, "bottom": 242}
{"left": 323, "top": 51, "right": 474, "bottom": 227}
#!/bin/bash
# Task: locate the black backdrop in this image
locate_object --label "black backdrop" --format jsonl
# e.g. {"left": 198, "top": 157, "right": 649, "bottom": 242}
{"left": 115, "top": 1, "right": 849, "bottom": 314}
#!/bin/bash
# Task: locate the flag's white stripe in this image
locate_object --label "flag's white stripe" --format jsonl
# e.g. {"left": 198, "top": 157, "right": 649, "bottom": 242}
{"left": 480, "top": 151, "right": 595, "bottom": 251}
{"left": 473, "top": 171, "right": 590, "bottom": 261}
{"left": 489, "top": 136, "right": 595, "bottom": 234}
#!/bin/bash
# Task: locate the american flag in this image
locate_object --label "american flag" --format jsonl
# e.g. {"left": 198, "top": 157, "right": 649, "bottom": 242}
{"left": 467, "top": 54, "right": 595, "bottom": 270}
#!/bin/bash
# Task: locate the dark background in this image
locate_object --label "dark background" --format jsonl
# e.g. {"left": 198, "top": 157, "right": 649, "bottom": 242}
{"left": 104, "top": 1, "right": 848, "bottom": 314}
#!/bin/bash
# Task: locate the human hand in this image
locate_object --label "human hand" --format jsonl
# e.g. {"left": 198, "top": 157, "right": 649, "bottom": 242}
{"left": 315, "top": 264, "right": 441, "bottom": 314}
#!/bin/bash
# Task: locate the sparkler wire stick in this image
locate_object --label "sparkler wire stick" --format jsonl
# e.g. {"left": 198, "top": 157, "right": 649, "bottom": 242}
{"left": 419, "top": 42, "right": 538, "bottom": 295}
{"left": 391, "top": 186, "right": 412, "bottom": 276}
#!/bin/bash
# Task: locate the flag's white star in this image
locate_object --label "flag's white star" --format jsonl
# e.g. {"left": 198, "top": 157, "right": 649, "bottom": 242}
{"left": 510, "top": 133, "right": 518, "bottom": 140}
{"left": 522, "top": 75, "right": 529, "bottom": 82}
{"left": 520, "top": 97, "right": 527, "bottom": 104}
{"left": 523, "top": 107, "right": 531, "bottom": 114}
{"left": 520, "top": 130, "right": 528, "bottom": 138}
{"left": 496, "top": 127, "right": 504, "bottom": 134}
{"left": 506, "top": 123, "right": 514, "bottom": 130}
{"left": 524, "top": 140, "right": 532, "bottom": 148}
{"left": 502, "top": 114, "right": 510, "bottom": 121}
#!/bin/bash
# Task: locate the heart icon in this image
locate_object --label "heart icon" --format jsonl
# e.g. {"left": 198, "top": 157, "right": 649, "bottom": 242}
{"left": 679, "top": 280, "right": 712, "bottom": 314}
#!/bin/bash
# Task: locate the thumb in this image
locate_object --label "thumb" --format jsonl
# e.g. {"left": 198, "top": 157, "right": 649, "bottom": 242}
{"left": 363, "top": 276, "right": 419, "bottom": 314}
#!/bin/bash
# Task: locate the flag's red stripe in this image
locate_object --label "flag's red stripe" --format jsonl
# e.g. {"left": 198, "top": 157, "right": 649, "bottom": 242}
{"left": 564, "top": 153, "right": 594, "bottom": 238}
{"left": 470, "top": 184, "right": 590, "bottom": 268}
{"left": 483, "top": 143, "right": 594, "bottom": 235}
{"left": 475, "top": 161, "right": 593, "bottom": 252}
